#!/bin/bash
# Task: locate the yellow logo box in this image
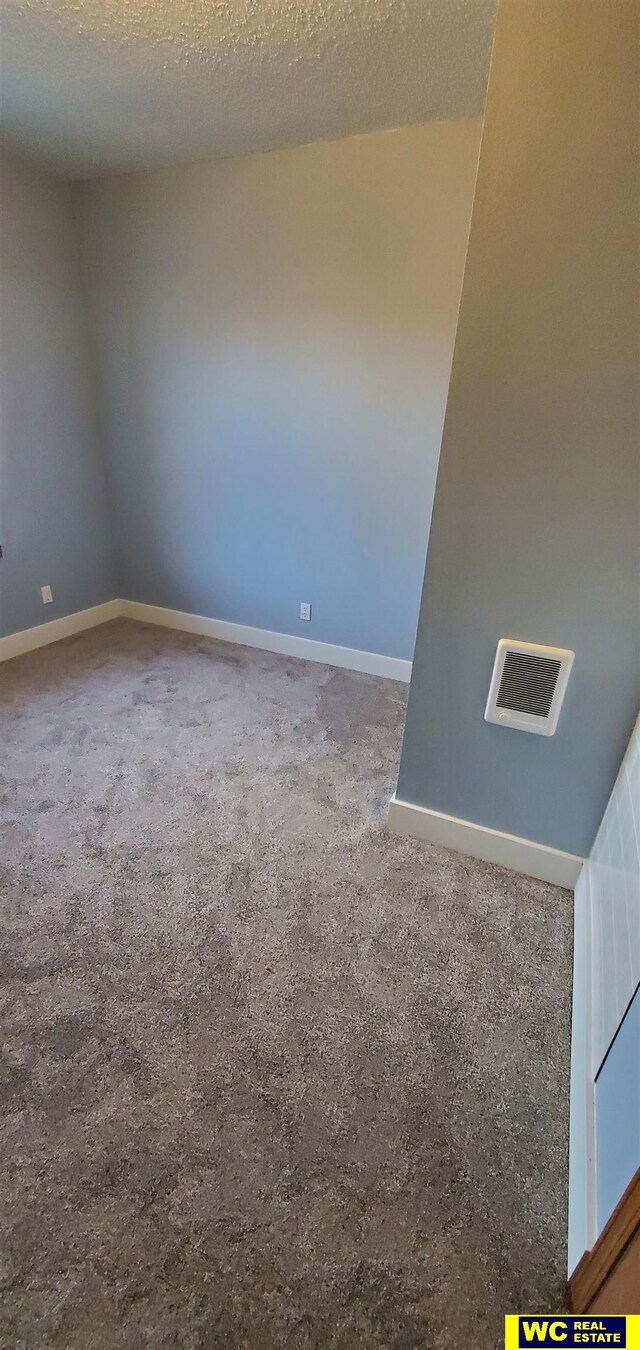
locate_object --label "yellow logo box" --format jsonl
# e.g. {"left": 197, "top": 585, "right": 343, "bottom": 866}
{"left": 505, "top": 1317, "right": 640, "bottom": 1349}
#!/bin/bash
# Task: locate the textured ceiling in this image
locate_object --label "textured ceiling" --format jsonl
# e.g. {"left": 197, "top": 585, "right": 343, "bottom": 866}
{"left": 0, "top": 0, "right": 496, "bottom": 179}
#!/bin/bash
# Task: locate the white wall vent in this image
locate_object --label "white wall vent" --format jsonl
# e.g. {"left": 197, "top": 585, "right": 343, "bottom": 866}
{"left": 485, "top": 638, "right": 574, "bottom": 736}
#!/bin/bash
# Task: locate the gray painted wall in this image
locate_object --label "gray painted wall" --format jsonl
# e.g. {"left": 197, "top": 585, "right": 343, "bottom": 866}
{"left": 78, "top": 120, "right": 481, "bottom": 659}
{"left": 396, "top": 0, "right": 640, "bottom": 855}
{"left": 0, "top": 146, "right": 115, "bottom": 638}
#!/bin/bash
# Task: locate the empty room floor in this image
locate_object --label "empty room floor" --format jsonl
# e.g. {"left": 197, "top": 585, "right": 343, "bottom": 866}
{"left": 1, "top": 620, "right": 572, "bottom": 1349}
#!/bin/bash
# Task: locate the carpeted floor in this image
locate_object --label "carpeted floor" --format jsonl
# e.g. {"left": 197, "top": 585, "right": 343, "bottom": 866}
{"left": 0, "top": 619, "right": 572, "bottom": 1349}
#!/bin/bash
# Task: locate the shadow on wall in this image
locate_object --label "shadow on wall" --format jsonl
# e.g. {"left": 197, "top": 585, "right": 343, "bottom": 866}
{"left": 0, "top": 147, "right": 115, "bottom": 639}
{"left": 79, "top": 118, "right": 483, "bottom": 661}
{"left": 105, "top": 322, "right": 454, "bottom": 656}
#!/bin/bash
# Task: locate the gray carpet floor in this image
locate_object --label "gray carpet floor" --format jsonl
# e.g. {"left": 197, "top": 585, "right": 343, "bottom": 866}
{"left": 1, "top": 620, "right": 572, "bottom": 1349}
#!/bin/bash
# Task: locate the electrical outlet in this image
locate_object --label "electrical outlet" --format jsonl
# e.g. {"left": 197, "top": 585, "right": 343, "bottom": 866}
{"left": 41, "top": 585, "right": 53, "bottom": 604}
{"left": 300, "top": 602, "right": 311, "bottom": 621}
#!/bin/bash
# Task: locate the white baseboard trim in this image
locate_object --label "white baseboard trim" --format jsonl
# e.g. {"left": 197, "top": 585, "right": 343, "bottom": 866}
{"left": 387, "top": 793, "right": 584, "bottom": 887}
{"left": 0, "top": 597, "right": 411, "bottom": 680}
{"left": 119, "top": 599, "right": 412, "bottom": 681}
{"left": 567, "top": 865, "right": 596, "bottom": 1274}
{"left": 0, "top": 599, "right": 122, "bottom": 663}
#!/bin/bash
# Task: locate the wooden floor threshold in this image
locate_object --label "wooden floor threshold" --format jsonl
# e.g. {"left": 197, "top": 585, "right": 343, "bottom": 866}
{"left": 568, "top": 1168, "right": 640, "bottom": 1313}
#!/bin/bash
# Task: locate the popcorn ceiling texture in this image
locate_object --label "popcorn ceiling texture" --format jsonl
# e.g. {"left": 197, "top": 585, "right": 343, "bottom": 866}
{"left": 0, "top": 0, "right": 496, "bottom": 177}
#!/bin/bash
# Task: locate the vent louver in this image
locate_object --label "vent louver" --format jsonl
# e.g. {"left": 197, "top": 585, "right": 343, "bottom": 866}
{"left": 485, "top": 639, "right": 574, "bottom": 736}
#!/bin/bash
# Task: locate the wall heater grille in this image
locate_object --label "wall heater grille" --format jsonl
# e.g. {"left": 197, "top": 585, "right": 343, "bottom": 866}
{"left": 485, "top": 639, "right": 574, "bottom": 736}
